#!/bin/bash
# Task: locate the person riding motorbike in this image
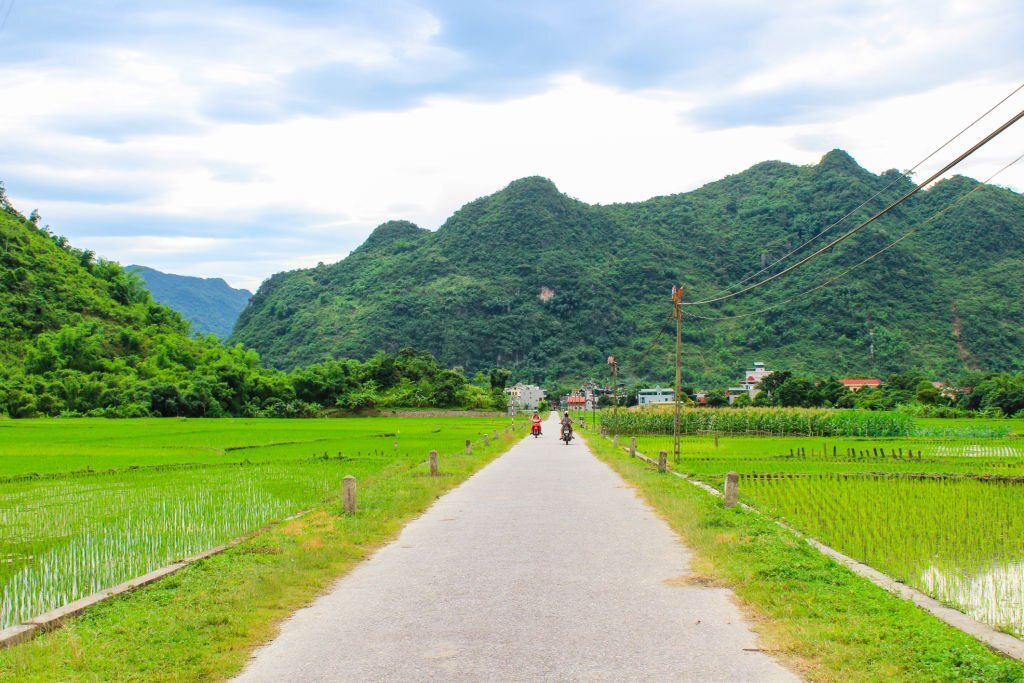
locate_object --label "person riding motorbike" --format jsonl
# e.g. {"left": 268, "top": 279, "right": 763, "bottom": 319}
{"left": 530, "top": 412, "right": 542, "bottom": 436}
{"left": 560, "top": 411, "right": 573, "bottom": 439}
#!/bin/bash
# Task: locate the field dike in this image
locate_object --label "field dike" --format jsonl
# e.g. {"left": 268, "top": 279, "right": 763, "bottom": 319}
{"left": 614, "top": 436, "right": 1024, "bottom": 663}
{"left": 0, "top": 507, "right": 312, "bottom": 650}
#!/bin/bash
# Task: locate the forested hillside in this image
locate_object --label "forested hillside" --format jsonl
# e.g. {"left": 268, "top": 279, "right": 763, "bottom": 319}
{"left": 127, "top": 265, "right": 252, "bottom": 338}
{"left": 232, "top": 150, "right": 1024, "bottom": 386}
{"left": 0, "top": 187, "right": 507, "bottom": 417}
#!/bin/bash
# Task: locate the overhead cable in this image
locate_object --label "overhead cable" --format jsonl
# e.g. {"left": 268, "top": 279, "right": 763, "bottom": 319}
{"left": 682, "top": 105, "right": 1024, "bottom": 307}
{"left": 685, "top": 151, "right": 1024, "bottom": 322}
{"left": 699, "top": 81, "right": 1024, "bottom": 300}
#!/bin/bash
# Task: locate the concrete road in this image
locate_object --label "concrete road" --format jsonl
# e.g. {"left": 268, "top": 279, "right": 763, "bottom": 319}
{"left": 235, "top": 416, "right": 800, "bottom": 682}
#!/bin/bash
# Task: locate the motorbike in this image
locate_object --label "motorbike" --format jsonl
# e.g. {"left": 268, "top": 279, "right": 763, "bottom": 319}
{"left": 531, "top": 422, "right": 542, "bottom": 438}
{"left": 561, "top": 424, "right": 573, "bottom": 445}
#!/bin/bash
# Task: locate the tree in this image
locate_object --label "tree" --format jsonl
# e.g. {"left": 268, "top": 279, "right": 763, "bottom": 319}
{"left": 915, "top": 380, "right": 942, "bottom": 406}
{"left": 0, "top": 181, "right": 13, "bottom": 213}
{"left": 731, "top": 393, "right": 752, "bottom": 408}
{"left": 489, "top": 368, "right": 511, "bottom": 390}
{"left": 818, "top": 377, "right": 847, "bottom": 407}
{"left": 758, "top": 370, "right": 792, "bottom": 398}
{"left": 776, "top": 377, "right": 821, "bottom": 408}
{"left": 974, "top": 373, "right": 1024, "bottom": 416}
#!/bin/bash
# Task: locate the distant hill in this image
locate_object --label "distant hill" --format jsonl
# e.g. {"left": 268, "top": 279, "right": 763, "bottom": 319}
{"left": 0, "top": 196, "right": 263, "bottom": 417}
{"left": 127, "top": 266, "right": 252, "bottom": 338}
{"left": 231, "top": 150, "right": 1024, "bottom": 386}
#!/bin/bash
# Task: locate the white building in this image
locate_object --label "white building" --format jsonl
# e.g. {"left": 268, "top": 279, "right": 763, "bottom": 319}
{"left": 505, "top": 383, "right": 546, "bottom": 411}
{"left": 728, "top": 361, "right": 773, "bottom": 404}
{"left": 637, "top": 387, "right": 675, "bottom": 406}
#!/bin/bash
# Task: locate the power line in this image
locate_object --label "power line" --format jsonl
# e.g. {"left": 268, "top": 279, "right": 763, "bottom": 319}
{"left": 685, "top": 151, "right": 1024, "bottom": 322}
{"left": 699, "top": 81, "right": 1024, "bottom": 301}
{"left": 633, "top": 313, "right": 674, "bottom": 369}
{"left": 0, "top": 0, "right": 15, "bottom": 33}
{"left": 682, "top": 105, "right": 1024, "bottom": 307}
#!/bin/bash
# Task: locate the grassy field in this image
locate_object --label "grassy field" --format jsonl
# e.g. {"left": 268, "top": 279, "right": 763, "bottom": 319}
{"left": 0, "top": 416, "right": 517, "bottom": 677}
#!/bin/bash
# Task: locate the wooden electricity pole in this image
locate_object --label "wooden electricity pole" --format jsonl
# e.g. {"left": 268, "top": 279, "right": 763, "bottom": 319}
{"left": 672, "top": 285, "right": 683, "bottom": 464}
{"left": 608, "top": 355, "right": 618, "bottom": 438}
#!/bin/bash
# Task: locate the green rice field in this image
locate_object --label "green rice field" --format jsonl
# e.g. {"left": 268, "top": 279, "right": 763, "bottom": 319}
{"left": 594, "top": 410, "right": 1024, "bottom": 637}
{"left": 741, "top": 474, "right": 1024, "bottom": 636}
{"left": 0, "top": 416, "right": 511, "bottom": 630}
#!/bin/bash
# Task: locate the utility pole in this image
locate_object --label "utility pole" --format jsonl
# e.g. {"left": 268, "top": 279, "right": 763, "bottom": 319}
{"left": 672, "top": 285, "right": 683, "bottom": 464}
{"left": 587, "top": 379, "right": 596, "bottom": 432}
{"left": 608, "top": 355, "right": 618, "bottom": 439}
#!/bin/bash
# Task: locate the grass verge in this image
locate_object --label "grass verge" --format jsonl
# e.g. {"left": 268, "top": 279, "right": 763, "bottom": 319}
{"left": 583, "top": 432, "right": 1024, "bottom": 683}
{"left": 0, "top": 431, "right": 522, "bottom": 681}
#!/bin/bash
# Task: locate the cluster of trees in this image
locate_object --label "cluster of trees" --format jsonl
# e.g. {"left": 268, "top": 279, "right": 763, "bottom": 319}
{"left": 1, "top": 329, "right": 512, "bottom": 417}
{"left": 0, "top": 194, "right": 510, "bottom": 419}
{"left": 287, "top": 351, "right": 509, "bottom": 413}
{"left": 711, "top": 370, "right": 1024, "bottom": 417}
{"left": 2, "top": 339, "right": 510, "bottom": 419}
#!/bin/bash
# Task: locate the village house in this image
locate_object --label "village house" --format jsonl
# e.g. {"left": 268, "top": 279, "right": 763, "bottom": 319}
{"left": 566, "top": 393, "right": 587, "bottom": 411}
{"left": 505, "top": 383, "right": 546, "bottom": 410}
{"left": 637, "top": 387, "right": 674, "bottom": 406}
{"left": 727, "top": 361, "right": 773, "bottom": 404}
{"left": 931, "top": 381, "right": 972, "bottom": 399}
{"left": 838, "top": 378, "right": 882, "bottom": 392}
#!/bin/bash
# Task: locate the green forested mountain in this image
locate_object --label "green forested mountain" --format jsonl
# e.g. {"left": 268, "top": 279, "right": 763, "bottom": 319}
{"left": 0, "top": 188, "right": 505, "bottom": 417}
{"left": 126, "top": 265, "right": 252, "bottom": 338}
{"left": 0, "top": 194, "right": 276, "bottom": 417}
{"left": 231, "top": 150, "right": 1024, "bottom": 386}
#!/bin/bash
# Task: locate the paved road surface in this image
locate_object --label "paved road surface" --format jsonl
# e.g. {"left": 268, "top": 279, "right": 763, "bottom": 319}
{"left": 236, "top": 416, "right": 799, "bottom": 682}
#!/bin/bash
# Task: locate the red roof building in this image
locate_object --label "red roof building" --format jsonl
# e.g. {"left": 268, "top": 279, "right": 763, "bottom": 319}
{"left": 838, "top": 378, "right": 882, "bottom": 392}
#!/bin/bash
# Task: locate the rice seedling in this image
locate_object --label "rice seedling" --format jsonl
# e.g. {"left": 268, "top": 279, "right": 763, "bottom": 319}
{"left": 0, "top": 416, "right": 512, "bottom": 630}
{"left": 740, "top": 474, "right": 1024, "bottom": 637}
{"left": 0, "top": 416, "right": 512, "bottom": 478}
{"left": 596, "top": 412, "right": 1024, "bottom": 636}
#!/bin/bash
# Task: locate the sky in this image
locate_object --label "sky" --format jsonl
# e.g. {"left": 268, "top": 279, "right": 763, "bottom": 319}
{"left": 2, "top": 0, "right": 1023, "bottom": 291}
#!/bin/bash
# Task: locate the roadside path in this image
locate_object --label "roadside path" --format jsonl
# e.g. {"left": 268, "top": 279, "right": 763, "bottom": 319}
{"left": 235, "top": 416, "right": 799, "bottom": 682}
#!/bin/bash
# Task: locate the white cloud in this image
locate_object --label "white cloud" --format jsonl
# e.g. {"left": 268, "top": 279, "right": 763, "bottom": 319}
{"left": 3, "top": 1, "right": 1023, "bottom": 290}
{"left": 85, "top": 235, "right": 236, "bottom": 256}
{"left": 10, "top": 73, "right": 1024, "bottom": 289}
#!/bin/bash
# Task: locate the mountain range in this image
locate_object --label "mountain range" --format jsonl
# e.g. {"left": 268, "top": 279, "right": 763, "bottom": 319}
{"left": 230, "top": 150, "right": 1024, "bottom": 386}
{"left": 127, "top": 265, "right": 251, "bottom": 338}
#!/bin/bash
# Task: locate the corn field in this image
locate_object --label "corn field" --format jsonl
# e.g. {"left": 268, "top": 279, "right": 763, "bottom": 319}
{"left": 610, "top": 407, "right": 914, "bottom": 437}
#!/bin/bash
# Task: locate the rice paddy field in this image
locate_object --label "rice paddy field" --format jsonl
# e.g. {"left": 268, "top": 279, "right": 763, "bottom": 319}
{"left": 595, "top": 409, "right": 1024, "bottom": 638}
{"left": 0, "top": 416, "right": 510, "bottom": 631}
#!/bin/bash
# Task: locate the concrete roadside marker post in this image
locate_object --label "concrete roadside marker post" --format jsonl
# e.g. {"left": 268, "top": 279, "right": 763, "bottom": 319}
{"left": 465, "top": 439, "right": 472, "bottom": 454}
{"left": 429, "top": 450, "right": 439, "bottom": 477}
{"left": 629, "top": 437, "right": 636, "bottom": 458}
{"left": 658, "top": 450, "right": 667, "bottom": 473}
{"left": 724, "top": 471, "right": 739, "bottom": 508}
{"left": 343, "top": 475, "right": 357, "bottom": 514}
{"left": 493, "top": 430, "right": 499, "bottom": 440}
{"left": 484, "top": 434, "right": 489, "bottom": 446}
